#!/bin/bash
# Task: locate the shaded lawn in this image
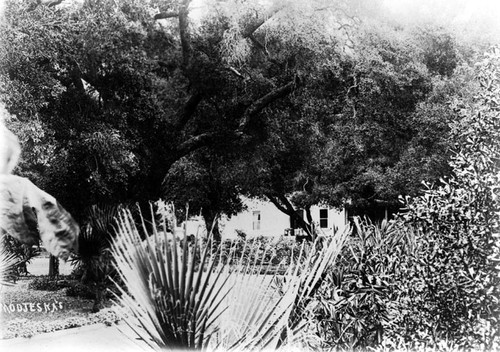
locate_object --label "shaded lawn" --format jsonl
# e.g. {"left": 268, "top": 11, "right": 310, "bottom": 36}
{"left": 0, "top": 277, "right": 119, "bottom": 339}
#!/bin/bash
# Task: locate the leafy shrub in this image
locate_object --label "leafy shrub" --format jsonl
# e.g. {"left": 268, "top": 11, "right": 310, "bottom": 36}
{"left": 28, "top": 276, "right": 72, "bottom": 291}
{"left": 309, "top": 48, "right": 500, "bottom": 351}
{"left": 1, "top": 234, "right": 39, "bottom": 277}
{"left": 70, "top": 204, "right": 122, "bottom": 312}
{"left": 65, "top": 281, "right": 97, "bottom": 300}
{"left": 310, "top": 217, "right": 414, "bottom": 350}
{"left": 396, "top": 47, "right": 500, "bottom": 350}
{"left": 305, "top": 47, "right": 500, "bottom": 350}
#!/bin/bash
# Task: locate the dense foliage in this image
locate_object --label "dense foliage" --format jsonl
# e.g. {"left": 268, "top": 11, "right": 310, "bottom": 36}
{"left": 397, "top": 47, "right": 500, "bottom": 349}
{"left": 310, "top": 218, "right": 409, "bottom": 349}
{"left": 0, "top": 0, "right": 471, "bottom": 235}
{"left": 2, "top": 1, "right": 500, "bottom": 350}
{"left": 306, "top": 48, "right": 500, "bottom": 351}
{"left": 0, "top": 0, "right": 306, "bottom": 219}
{"left": 284, "top": 48, "right": 500, "bottom": 351}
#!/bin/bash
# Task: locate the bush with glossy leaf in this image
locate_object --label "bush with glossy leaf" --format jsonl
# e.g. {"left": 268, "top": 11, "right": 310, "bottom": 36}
{"left": 397, "top": 47, "right": 500, "bottom": 350}
{"left": 310, "top": 217, "right": 415, "bottom": 350}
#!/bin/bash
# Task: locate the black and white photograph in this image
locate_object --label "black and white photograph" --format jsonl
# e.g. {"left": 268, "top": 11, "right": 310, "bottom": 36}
{"left": 0, "top": 0, "right": 499, "bottom": 351}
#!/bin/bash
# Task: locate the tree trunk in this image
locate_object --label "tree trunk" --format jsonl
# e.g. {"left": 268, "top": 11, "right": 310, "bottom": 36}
{"left": 293, "top": 211, "right": 314, "bottom": 242}
{"left": 91, "top": 284, "right": 105, "bottom": 313}
{"left": 48, "top": 255, "right": 59, "bottom": 277}
{"left": 267, "top": 193, "right": 316, "bottom": 241}
{"left": 202, "top": 208, "right": 221, "bottom": 242}
{"left": 178, "top": 0, "right": 193, "bottom": 68}
{"left": 302, "top": 206, "right": 315, "bottom": 242}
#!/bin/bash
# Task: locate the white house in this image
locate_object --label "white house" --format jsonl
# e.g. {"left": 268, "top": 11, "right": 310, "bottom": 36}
{"left": 178, "top": 197, "right": 348, "bottom": 240}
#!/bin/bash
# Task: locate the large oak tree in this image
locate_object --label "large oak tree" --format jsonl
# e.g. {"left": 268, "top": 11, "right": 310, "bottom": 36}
{"left": 0, "top": 0, "right": 483, "bottom": 239}
{"left": 0, "top": 0, "right": 307, "bottom": 219}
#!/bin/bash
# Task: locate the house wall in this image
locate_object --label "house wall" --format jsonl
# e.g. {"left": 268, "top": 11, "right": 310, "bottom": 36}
{"left": 309, "top": 205, "right": 348, "bottom": 236}
{"left": 219, "top": 197, "right": 347, "bottom": 239}
{"left": 220, "top": 199, "right": 291, "bottom": 239}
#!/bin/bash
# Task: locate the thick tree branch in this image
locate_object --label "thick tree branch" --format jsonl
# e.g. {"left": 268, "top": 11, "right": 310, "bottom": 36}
{"left": 248, "top": 35, "right": 269, "bottom": 54}
{"left": 237, "top": 79, "right": 298, "bottom": 134}
{"left": 154, "top": 11, "right": 179, "bottom": 20}
{"left": 277, "top": 193, "right": 299, "bottom": 214}
{"left": 175, "top": 92, "right": 203, "bottom": 130}
{"left": 175, "top": 132, "right": 216, "bottom": 159}
{"left": 241, "top": 5, "right": 284, "bottom": 39}
{"left": 304, "top": 205, "right": 313, "bottom": 225}
{"left": 266, "top": 193, "right": 290, "bottom": 214}
{"left": 169, "top": 80, "right": 299, "bottom": 176}
{"left": 267, "top": 193, "right": 314, "bottom": 241}
{"left": 178, "top": 0, "right": 193, "bottom": 68}
{"left": 267, "top": 193, "right": 298, "bottom": 216}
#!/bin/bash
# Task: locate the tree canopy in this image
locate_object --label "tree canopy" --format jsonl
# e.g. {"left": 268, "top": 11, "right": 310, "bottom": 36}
{"left": 0, "top": 0, "right": 494, "bottom": 235}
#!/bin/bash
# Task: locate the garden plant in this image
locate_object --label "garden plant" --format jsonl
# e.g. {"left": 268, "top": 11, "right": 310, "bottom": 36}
{"left": 1, "top": 0, "right": 500, "bottom": 350}
{"left": 110, "top": 202, "right": 350, "bottom": 351}
{"left": 70, "top": 204, "right": 122, "bottom": 312}
{"left": 396, "top": 47, "right": 500, "bottom": 350}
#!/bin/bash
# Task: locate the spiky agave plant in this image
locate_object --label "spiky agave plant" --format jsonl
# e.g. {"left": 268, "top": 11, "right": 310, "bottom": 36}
{"left": 111, "top": 203, "right": 349, "bottom": 351}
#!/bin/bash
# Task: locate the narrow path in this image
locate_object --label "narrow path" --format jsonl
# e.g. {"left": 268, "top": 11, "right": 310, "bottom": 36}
{"left": 0, "top": 322, "right": 153, "bottom": 352}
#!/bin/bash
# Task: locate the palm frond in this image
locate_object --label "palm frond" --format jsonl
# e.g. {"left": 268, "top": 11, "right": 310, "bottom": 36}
{"left": 110, "top": 203, "right": 350, "bottom": 351}
{"left": 228, "top": 227, "right": 350, "bottom": 350}
{"left": 71, "top": 204, "right": 122, "bottom": 272}
{"left": 111, "top": 205, "right": 233, "bottom": 351}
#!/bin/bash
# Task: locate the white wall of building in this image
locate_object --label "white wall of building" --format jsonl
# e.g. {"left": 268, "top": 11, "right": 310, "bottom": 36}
{"left": 219, "top": 197, "right": 347, "bottom": 239}
{"left": 220, "top": 198, "right": 291, "bottom": 239}
{"left": 308, "top": 205, "right": 348, "bottom": 236}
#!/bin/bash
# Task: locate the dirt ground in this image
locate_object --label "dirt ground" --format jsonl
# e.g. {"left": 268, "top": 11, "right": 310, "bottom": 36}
{"left": 0, "top": 262, "right": 118, "bottom": 339}
{"left": 1, "top": 278, "right": 101, "bottom": 323}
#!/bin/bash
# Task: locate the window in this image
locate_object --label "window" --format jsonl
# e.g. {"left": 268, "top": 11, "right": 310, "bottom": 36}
{"left": 252, "top": 211, "right": 261, "bottom": 230}
{"left": 319, "top": 209, "right": 328, "bottom": 228}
